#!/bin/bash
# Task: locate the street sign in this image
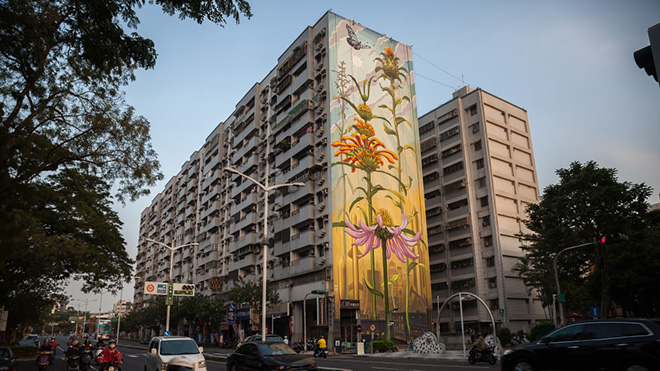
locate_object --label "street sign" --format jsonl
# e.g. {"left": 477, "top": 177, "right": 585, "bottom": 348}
{"left": 558, "top": 293, "right": 566, "bottom": 303}
{"left": 163, "top": 331, "right": 171, "bottom": 336}
{"left": 357, "top": 324, "right": 362, "bottom": 333}
{"left": 589, "top": 306, "right": 601, "bottom": 317}
{"left": 369, "top": 323, "right": 376, "bottom": 333}
{"left": 173, "top": 283, "right": 195, "bottom": 296}
{"left": 227, "top": 303, "right": 236, "bottom": 325}
{"left": 499, "top": 308, "right": 505, "bottom": 317}
{"left": 167, "top": 283, "right": 174, "bottom": 306}
{"left": 145, "top": 281, "right": 168, "bottom": 295}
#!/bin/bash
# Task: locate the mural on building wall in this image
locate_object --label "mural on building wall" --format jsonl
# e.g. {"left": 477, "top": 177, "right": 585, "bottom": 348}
{"left": 328, "top": 14, "right": 431, "bottom": 340}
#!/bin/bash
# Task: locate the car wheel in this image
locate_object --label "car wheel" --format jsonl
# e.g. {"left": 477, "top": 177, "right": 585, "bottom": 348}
{"left": 622, "top": 362, "right": 651, "bottom": 371}
{"left": 512, "top": 358, "right": 536, "bottom": 371}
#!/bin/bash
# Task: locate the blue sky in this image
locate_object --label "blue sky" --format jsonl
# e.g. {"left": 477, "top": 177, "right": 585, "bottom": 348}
{"left": 67, "top": 0, "right": 660, "bottom": 310}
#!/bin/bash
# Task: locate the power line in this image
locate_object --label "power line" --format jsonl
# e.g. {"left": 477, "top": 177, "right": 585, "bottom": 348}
{"left": 413, "top": 51, "right": 466, "bottom": 85}
{"left": 415, "top": 72, "right": 457, "bottom": 90}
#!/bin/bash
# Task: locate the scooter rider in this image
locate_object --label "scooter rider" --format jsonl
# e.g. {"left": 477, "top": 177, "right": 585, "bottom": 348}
{"left": 97, "top": 339, "right": 123, "bottom": 369}
{"left": 49, "top": 337, "right": 58, "bottom": 355}
{"left": 66, "top": 340, "right": 82, "bottom": 359}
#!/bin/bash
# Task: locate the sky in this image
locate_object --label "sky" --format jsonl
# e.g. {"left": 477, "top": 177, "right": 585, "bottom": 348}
{"left": 66, "top": 0, "right": 660, "bottom": 311}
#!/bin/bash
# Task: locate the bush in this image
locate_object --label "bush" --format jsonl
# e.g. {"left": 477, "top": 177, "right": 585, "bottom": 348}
{"left": 372, "top": 339, "right": 394, "bottom": 353}
{"left": 10, "top": 346, "right": 38, "bottom": 358}
{"left": 497, "top": 327, "right": 512, "bottom": 346}
{"left": 529, "top": 321, "right": 555, "bottom": 341}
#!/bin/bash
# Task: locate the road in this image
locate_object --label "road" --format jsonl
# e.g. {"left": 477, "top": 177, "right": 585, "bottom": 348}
{"left": 16, "top": 336, "right": 498, "bottom": 371}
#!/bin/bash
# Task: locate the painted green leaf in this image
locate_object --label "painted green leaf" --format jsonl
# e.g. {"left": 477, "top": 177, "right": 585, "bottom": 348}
{"left": 407, "top": 262, "right": 418, "bottom": 274}
{"left": 383, "top": 124, "right": 397, "bottom": 136}
{"left": 349, "top": 196, "right": 364, "bottom": 212}
{"left": 362, "top": 268, "right": 384, "bottom": 299}
{"left": 333, "top": 221, "right": 348, "bottom": 229}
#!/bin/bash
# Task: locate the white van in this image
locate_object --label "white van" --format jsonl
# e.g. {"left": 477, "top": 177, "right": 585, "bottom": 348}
{"left": 145, "top": 337, "right": 206, "bottom": 371}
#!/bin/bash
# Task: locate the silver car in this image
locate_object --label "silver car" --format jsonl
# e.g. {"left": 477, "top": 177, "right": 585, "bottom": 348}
{"left": 145, "top": 337, "right": 206, "bottom": 371}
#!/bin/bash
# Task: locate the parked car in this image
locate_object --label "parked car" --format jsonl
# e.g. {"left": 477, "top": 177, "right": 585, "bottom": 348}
{"left": 501, "top": 319, "right": 660, "bottom": 371}
{"left": 236, "top": 334, "right": 283, "bottom": 348}
{"left": 18, "top": 334, "right": 40, "bottom": 346}
{"left": 145, "top": 336, "right": 205, "bottom": 371}
{"left": 227, "top": 341, "right": 317, "bottom": 371}
{"left": 0, "top": 347, "right": 17, "bottom": 371}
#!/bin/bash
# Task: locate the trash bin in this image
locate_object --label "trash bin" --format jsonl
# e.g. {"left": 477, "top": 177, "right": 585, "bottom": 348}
{"left": 357, "top": 342, "right": 364, "bottom": 355}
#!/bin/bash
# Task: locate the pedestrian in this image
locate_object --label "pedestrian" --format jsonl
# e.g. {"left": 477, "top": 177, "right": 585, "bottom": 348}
{"left": 468, "top": 327, "right": 475, "bottom": 343}
{"left": 283, "top": 336, "right": 289, "bottom": 345}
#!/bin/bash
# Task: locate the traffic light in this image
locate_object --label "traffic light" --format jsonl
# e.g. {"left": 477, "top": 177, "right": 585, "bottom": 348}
{"left": 634, "top": 22, "right": 660, "bottom": 85}
{"left": 599, "top": 233, "right": 629, "bottom": 244}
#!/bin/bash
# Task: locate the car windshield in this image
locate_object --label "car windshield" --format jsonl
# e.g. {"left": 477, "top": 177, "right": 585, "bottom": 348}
{"left": 160, "top": 340, "right": 200, "bottom": 355}
{"left": 260, "top": 343, "right": 297, "bottom": 356}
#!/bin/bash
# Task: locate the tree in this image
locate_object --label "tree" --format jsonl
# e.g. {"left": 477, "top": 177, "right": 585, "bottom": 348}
{"left": 226, "top": 279, "right": 281, "bottom": 319}
{"left": 516, "top": 161, "right": 652, "bottom": 318}
{"left": 0, "top": 0, "right": 251, "bottom": 337}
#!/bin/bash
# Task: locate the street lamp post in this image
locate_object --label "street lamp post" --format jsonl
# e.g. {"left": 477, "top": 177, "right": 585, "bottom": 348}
{"left": 303, "top": 290, "right": 327, "bottom": 348}
{"left": 225, "top": 166, "right": 304, "bottom": 343}
{"left": 74, "top": 299, "right": 96, "bottom": 337}
{"left": 552, "top": 241, "right": 595, "bottom": 327}
{"left": 145, "top": 238, "right": 199, "bottom": 334}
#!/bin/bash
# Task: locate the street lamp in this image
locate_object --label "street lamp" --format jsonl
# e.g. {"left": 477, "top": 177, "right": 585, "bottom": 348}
{"left": 552, "top": 241, "right": 595, "bottom": 327}
{"left": 303, "top": 289, "right": 327, "bottom": 348}
{"left": 73, "top": 299, "right": 96, "bottom": 337}
{"left": 225, "top": 166, "right": 304, "bottom": 343}
{"left": 145, "top": 238, "right": 199, "bottom": 334}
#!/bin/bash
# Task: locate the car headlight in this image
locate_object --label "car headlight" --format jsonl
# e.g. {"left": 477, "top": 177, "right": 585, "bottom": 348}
{"left": 0, "top": 366, "right": 9, "bottom": 370}
{"left": 198, "top": 360, "right": 205, "bottom": 368}
{"left": 161, "top": 363, "right": 168, "bottom": 370}
{"left": 503, "top": 349, "right": 513, "bottom": 356}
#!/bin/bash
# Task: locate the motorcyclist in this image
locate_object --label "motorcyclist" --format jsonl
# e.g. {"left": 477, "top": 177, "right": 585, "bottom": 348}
{"left": 66, "top": 340, "right": 82, "bottom": 359}
{"left": 81, "top": 338, "right": 94, "bottom": 353}
{"left": 315, "top": 336, "right": 327, "bottom": 357}
{"left": 97, "top": 339, "right": 123, "bottom": 369}
{"left": 469, "top": 335, "right": 488, "bottom": 358}
{"left": 39, "top": 340, "right": 53, "bottom": 352}
{"left": 49, "top": 337, "right": 58, "bottom": 352}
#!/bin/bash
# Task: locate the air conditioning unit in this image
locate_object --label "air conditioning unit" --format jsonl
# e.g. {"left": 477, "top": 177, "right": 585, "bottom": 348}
{"left": 322, "top": 189, "right": 328, "bottom": 195}
{"left": 319, "top": 257, "right": 326, "bottom": 265}
{"left": 318, "top": 229, "right": 326, "bottom": 238}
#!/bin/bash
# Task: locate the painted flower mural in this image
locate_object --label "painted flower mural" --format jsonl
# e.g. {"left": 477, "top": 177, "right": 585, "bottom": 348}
{"left": 328, "top": 14, "right": 431, "bottom": 342}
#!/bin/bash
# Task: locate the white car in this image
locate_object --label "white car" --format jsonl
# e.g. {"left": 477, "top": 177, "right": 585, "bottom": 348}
{"left": 145, "top": 337, "right": 205, "bottom": 371}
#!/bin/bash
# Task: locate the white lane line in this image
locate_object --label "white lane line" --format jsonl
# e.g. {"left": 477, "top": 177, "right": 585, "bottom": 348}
{"left": 331, "top": 359, "right": 481, "bottom": 369}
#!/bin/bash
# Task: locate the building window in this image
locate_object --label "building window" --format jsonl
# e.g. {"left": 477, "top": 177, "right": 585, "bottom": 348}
{"left": 439, "top": 126, "right": 460, "bottom": 141}
{"left": 419, "top": 121, "right": 435, "bottom": 134}
{"left": 451, "top": 258, "right": 473, "bottom": 270}
{"left": 441, "top": 144, "right": 462, "bottom": 158}
{"left": 474, "top": 140, "right": 482, "bottom": 151}
{"left": 430, "top": 244, "right": 446, "bottom": 254}
{"left": 484, "top": 235, "right": 493, "bottom": 246}
{"left": 451, "top": 278, "right": 475, "bottom": 291}
{"left": 430, "top": 262, "right": 447, "bottom": 273}
{"left": 480, "top": 196, "right": 489, "bottom": 207}
{"left": 471, "top": 123, "right": 480, "bottom": 133}
{"left": 486, "top": 256, "right": 495, "bottom": 267}
{"left": 482, "top": 215, "right": 491, "bottom": 226}
{"left": 476, "top": 177, "right": 486, "bottom": 188}
{"left": 447, "top": 198, "right": 468, "bottom": 211}
{"left": 443, "top": 161, "right": 464, "bottom": 176}
{"left": 488, "top": 277, "right": 497, "bottom": 288}
{"left": 488, "top": 299, "right": 499, "bottom": 310}
{"left": 475, "top": 158, "right": 484, "bottom": 169}
{"left": 469, "top": 105, "right": 478, "bottom": 116}
{"left": 423, "top": 172, "right": 440, "bottom": 183}
{"left": 431, "top": 282, "right": 448, "bottom": 291}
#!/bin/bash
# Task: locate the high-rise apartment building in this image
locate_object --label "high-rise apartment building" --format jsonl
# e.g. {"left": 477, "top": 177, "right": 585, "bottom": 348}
{"left": 134, "top": 12, "right": 545, "bottom": 343}
{"left": 419, "top": 86, "right": 545, "bottom": 332}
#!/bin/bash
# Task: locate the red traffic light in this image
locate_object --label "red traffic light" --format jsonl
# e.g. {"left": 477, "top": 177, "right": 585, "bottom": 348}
{"left": 600, "top": 236, "right": 607, "bottom": 244}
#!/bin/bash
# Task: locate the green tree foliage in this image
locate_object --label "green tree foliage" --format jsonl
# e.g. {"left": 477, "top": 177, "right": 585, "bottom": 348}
{"left": 227, "top": 279, "right": 281, "bottom": 317}
{"left": 497, "top": 327, "right": 512, "bottom": 346}
{"left": 0, "top": 0, "right": 251, "bottom": 340}
{"left": 515, "top": 161, "right": 653, "bottom": 318}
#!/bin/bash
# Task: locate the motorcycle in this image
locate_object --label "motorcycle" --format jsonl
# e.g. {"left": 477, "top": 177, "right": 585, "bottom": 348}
{"left": 313, "top": 345, "right": 327, "bottom": 358}
{"left": 67, "top": 355, "right": 81, "bottom": 371}
{"left": 99, "top": 360, "right": 122, "bottom": 371}
{"left": 36, "top": 351, "right": 52, "bottom": 371}
{"left": 80, "top": 349, "right": 94, "bottom": 371}
{"left": 292, "top": 341, "right": 304, "bottom": 354}
{"left": 94, "top": 346, "right": 104, "bottom": 365}
{"left": 468, "top": 345, "right": 497, "bottom": 365}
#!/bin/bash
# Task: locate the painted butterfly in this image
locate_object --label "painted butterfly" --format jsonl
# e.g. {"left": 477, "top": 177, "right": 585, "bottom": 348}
{"left": 346, "top": 24, "right": 371, "bottom": 50}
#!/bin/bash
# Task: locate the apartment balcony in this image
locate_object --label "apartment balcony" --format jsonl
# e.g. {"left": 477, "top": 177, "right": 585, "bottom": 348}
{"left": 447, "top": 205, "right": 470, "bottom": 221}
{"left": 234, "top": 119, "right": 256, "bottom": 145}
{"left": 231, "top": 178, "right": 255, "bottom": 199}
{"left": 289, "top": 203, "right": 314, "bottom": 227}
{"left": 228, "top": 232, "right": 258, "bottom": 254}
{"left": 198, "top": 252, "right": 216, "bottom": 267}
{"left": 273, "top": 255, "right": 316, "bottom": 278}
{"left": 282, "top": 182, "right": 315, "bottom": 205}
{"left": 289, "top": 229, "right": 315, "bottom": 252}
{"left": 233, "top": 253, "right": 257, "bottom": 270}
{"left": 233, "top": 212, "right": 257, "bottom": 232}
{"left": 287, "top": 156, "right": 314, "bottom": 183}
{"left": 289, "top": 132, "right": 314, "bottom": 158}
{"left": 235, "top": 136, "right": 257, "bottom": 160}
{"left": 273, "top": 239, "right": 291, "bottom": 257}
{"left": 237, "top": 153, "right": 259, "bottom": 175}
{"left": 231, "top": 193, "right": 258, "bottom": 217}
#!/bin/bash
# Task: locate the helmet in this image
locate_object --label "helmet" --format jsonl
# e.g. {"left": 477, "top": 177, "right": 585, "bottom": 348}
{"left": 166, "top": 357, "right": 194, "bottom": 371}
{"left": 108, "top": 339, "right": 116, "bottom": 344}
{"left": 72, "top": 340, "right": 79, "bottom": 346}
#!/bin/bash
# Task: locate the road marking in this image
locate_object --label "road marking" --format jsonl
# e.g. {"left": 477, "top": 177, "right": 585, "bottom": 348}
{"left": 329, "top": 358, "right": 481, "bottom": 369}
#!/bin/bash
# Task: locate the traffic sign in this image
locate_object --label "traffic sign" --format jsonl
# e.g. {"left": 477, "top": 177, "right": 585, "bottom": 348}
{"left": 163, "top": 331, "right": 171, "bottom": 336}
{"left": 558, "top": 293, "right": 566, "bottom": 303}
{"left": 369, "top": 323, "right": 376, "bottom": 333}
{"left": 145, "top": 281, "right": 168, "bottom": 295}
{"left": 173, "top": 283, "right": 195, "bottom": 296}
{"left": 357, "top": 324, "right": 362, "bottom": 333}
{"left": 589, "top": 306, "right": 601, "bottom": 317}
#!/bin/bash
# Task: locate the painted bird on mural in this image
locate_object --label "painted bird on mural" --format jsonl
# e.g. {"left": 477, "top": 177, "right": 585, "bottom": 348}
{"left": 346, "top": 24, "right": 371, "bottom": 50}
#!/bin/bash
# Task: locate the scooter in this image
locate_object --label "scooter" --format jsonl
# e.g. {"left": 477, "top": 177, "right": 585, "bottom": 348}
{"left": 99, "top": 360, "right": 122, "bottom": 371}
{"left": 80, "top": 349, "right": 94, "bottom": 371}
{"left": 313, "top": 345, "right": 327, "bottom": 358}
{"left": 36, "top": 351, "right": 52, "bottom": 371}
{"left": 468, "top": 345, "right": 497, "bottom": 365}
{"left": 67, "top": 355, "right": 81, "bottom": 371}
{"left": 94, "top": 346, "right": 104, "bottom": 365}
{"left": 292, "top": 341, "right": 304, "bottom": 354}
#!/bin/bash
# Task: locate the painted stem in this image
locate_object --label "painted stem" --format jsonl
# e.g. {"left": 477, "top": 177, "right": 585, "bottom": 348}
{"left": 382, "top": 237, "right": 390, "bottom": 340}
{"left": 367, "top": 172, "right": 377, "bottom": 319}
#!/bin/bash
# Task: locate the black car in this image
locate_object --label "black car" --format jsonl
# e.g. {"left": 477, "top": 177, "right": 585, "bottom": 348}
{"left": 227, "top": 341, "right": 317, "bottom": 371}
{"left": 501, "top": 319, "right": 660, "bottom": 371}
{"left": 0, "top": 347, "right": 17, "bottom": 371}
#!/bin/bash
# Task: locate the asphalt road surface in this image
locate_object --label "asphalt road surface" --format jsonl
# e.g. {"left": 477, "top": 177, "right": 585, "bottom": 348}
{"left": 16, "top": 336, "right": 497, "bottom": 371}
